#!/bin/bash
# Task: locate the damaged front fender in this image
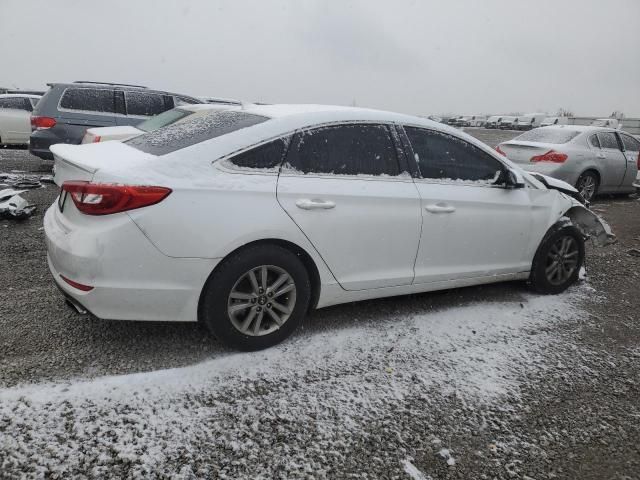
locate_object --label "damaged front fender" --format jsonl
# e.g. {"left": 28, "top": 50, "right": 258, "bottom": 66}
{"left": 563, "top": 203, "right": 615, "bottom": 247}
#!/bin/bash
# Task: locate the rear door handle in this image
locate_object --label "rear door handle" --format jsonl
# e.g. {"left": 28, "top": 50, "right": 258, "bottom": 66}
{"left": 425, "top": 203, "right": 456, "bottom": 214}
{"left": 295, "top": 199, "right": 336, "bottom": 210}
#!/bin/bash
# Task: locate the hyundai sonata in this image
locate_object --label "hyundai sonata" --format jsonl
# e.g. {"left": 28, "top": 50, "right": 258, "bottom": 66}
{"left": 46, "top": 105, "right": 612, "bottom": 350}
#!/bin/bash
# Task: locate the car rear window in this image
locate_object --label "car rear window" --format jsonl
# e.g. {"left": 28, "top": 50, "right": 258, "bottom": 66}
{"left": 60, "top": 88, "right": 115, "bottom": 113}
{"left": 514, "top": 128, "right": 580, "bottom": 144}
{"left": 124, "top": 110, "right": 269, "bottom": 155}
{"left": 136, "top": 108, "right": 192, "bottom": 133}
{"left": 125, "top": 91, "right": 167, "bottom": 116}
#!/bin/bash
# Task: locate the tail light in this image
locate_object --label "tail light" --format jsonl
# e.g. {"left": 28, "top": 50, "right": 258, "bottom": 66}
{"left": 637, "top": 152, "right": 640, "bottom": 170}
{"left": 495, "top": 145, "right": 507, "bottom": 156}
{"left": 62, "top": 181, "right": 171, "bottom": 215}
{"left": 60, "top": 274, "right": 94, "bottom": 292}
{"left": 92, "top": 135, "right": 102, "bottom": 143}
{"left": 530, "top": 150, "right": 568, "bottom": 163}
{"left": 31, "top": 116, "right": 56, "bottom": 130}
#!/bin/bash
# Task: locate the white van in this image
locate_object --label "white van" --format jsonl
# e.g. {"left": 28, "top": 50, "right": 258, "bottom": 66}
{"left": 515, "top": 113, "right": 548, "bottom": 131}
{"left": 459, "top": 115, "right": 487, "bottom": 127}
{"left": 540, "top": 116, "right": 570, "bottom": 127}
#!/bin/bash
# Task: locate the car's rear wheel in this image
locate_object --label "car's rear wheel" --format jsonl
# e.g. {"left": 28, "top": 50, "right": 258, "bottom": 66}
{"left": 199, "top": 244, "right": 311, "bottom": 351}
{"left": 529, "top": 225, "right": 585, "bottom": 294}
{"left": 576, "top": 171, "right": 599, "bottom": 202}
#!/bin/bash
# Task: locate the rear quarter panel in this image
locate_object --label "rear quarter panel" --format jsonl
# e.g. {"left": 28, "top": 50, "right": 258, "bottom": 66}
{"left": 126, "top": 168, "right": 338, "bottom": 286}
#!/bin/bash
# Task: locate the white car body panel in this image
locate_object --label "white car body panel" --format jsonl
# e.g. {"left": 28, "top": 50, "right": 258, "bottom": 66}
{"left": 82, "top": 125, "right": 142, "bottom": 143}
{"left": 0, "top": 94, "right": 40, "bottom": 144}
{"left": 44, "top": 104, "right": 612, "bottom": 322}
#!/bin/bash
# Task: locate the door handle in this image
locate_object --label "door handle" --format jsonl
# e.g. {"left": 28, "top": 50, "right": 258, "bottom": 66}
{"left": 596, "top": 153, "right": 606, "bottom": 159}
{"left": 295, "top": 199, "right": 336, "bottom": 210}
{"left": 425, "top": 203, "right": 456, "bottom": 214}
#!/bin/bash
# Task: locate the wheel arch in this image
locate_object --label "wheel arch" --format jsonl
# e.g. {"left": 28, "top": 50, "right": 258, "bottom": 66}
{"left": 198, "top": 238, "right": 322, "bottom": 319}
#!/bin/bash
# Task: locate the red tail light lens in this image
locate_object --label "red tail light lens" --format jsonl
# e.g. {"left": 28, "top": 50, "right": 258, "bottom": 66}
{"left": 60, "top": 274, "right": 94, "bottom": 292}
{"left": 62, "top": 181, "right": 171, "bottom": 215}
{"left": 92, "top": 135, "right": 101, "bottom": 143}
{"left": 530, "top": 150, "right": 568, "bottom": 163}
{"left": 495, "top": 145, "right": 507, "bottom": 156}
{"left": 31, "top": 116, "right": 56, "bottom": 130}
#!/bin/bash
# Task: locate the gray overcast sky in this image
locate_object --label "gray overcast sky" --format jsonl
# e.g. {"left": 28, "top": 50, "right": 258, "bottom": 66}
{"left": 1, "top": 0, "right": 639, "bottom": 116}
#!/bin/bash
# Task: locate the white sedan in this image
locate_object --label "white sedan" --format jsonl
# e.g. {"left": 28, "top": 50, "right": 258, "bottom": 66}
{"left": 81, "top": 103, "right": 238, "bottom": 143}
{"left": 46, "top": 105, "right": 612, "bottom": 350}
{"left": 0, "top": 94, "right": 41, "bottom": 145}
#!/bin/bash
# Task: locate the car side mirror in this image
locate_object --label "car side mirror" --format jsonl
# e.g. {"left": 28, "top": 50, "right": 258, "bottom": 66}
{"left": 496, "top": 169, "right": 525, "bottom": 189}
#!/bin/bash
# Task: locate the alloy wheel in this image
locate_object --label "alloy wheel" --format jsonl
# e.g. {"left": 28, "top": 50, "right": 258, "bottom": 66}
{"left": 227, "top": 265, "right": 297, "bottom": 336}
{"left": 577, "top": 175, "right": 596, "bottom": 201}
{"left": 545, "top": 236, "right": 580, "bottom": 286}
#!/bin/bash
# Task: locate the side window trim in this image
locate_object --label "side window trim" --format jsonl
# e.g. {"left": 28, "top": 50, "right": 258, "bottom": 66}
{"left": 394, "top": 124, "right": 421, "bottom": 179}
{"left": 403, "top": 125, "right": 507, "bottom": 187}
{"left": 281, "top": 122, "right": 407, "bottom": 180}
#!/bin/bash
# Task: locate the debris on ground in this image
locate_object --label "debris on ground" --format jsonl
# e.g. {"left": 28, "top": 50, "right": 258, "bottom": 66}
{"left": 627, "top": 248, "right": 640, "bottom": 257}
{"left": 0, "top": 172, "right": 54, "bottom": 189}
{"left": 0, "top": 188, "right": 37, "bottom": 219}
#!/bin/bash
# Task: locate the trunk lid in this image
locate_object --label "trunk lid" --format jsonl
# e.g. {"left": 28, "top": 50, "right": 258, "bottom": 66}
{"left": 498, "top": 141, "right": 560, "bottom": 164}
{"left": 51, "top": 142, "right": 156, "bottom": 186}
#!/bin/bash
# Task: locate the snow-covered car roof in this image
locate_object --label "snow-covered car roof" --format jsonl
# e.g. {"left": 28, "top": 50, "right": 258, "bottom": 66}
{"left": 0, "top": 93, "right": 42, "bottom": 99}
{"left": 537, "top": 125, "right": 616, "bottom": 133}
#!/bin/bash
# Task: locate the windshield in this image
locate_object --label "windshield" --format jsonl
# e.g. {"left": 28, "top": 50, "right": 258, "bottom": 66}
{"left": 125, "top": 110, "right": 269, "bottom": 155}
{"left": 136, "top": 108, "right": 193, "bottom": 133}
{"left": 514, "top": 128, "right": 580, "bottom": 144}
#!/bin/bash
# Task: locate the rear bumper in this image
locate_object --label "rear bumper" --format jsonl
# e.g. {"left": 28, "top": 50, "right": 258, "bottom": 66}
{"left": 44, "top": 205, "right": 220, "bottom": 322}
{"left": 29, "top": 130, "right": 60, "bottom": 159}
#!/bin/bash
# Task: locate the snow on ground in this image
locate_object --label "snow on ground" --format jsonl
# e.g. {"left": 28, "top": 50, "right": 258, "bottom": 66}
{"left": 0, "top": 288, "right": 587, "bottom": 479}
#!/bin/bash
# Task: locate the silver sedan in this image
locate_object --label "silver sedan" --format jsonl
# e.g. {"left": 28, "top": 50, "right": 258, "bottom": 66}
{"left": 496, "top": 125, "right": 639, "bottom": 201}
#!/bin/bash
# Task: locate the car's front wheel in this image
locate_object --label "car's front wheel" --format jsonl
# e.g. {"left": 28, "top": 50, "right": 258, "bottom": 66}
{"left": 529, "top": 225, "right": 585, "bottom": 294}
{"left": 199, "top": 244, "right": 311, "bottom": 351}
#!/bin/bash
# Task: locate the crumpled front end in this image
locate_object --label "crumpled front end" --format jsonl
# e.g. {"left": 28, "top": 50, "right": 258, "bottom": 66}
{"left": 563, "top": 202, "right": 615, "bottom": 247}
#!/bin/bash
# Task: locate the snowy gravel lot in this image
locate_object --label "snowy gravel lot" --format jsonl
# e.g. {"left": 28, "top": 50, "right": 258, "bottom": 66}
{"left": 1, "top": 130, "right": 639, "bottom": 479}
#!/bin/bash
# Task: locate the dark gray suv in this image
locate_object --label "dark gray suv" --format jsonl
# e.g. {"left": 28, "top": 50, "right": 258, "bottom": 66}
{"left": 29, "top": 81, "right": 201, "bottom": 159}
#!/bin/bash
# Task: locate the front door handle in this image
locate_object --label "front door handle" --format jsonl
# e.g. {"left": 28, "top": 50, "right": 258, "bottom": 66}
{"left": 295, "top": 199, "right": 336, "bottom": 210}
{"left": 425, "top": 203, "right": 456, "bottom": 214}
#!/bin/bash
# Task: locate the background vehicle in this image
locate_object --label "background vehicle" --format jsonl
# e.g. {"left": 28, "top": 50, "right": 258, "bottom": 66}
{"left": 515, "top": 113, "right": 548, "bottom": 131}
{"left": 498, "top": 116, "right": 518, "bottom": 129}
{"left": 81, "top": 103, "right": 239, "bottom": 143}
{"left": 29, "top": 81, "right": 202, "bottom": 159}
{"left": 199, "top": 96, "right": 242, "bottom": 106}
{"left": 485, "top": 115, "right": 503, "bottom": 129}
{"left": 541, "top": 116, "right": 569, "bottom": 127}
{"left": 447, "top": 116, "right": 463, "bottom": 126}
{"left": 459, "top": 115, "right": 486, "bottom": 127}
{"left": 0, "top": 94, "right": 41, "bottom": 145}
{"left": 46, "top": 105, "right": 608, "bottom": 351}
{"left": 591, "top": 118, "right": 621, "bottom": 129}
{"left": 496, "top": 125, "right": 640, "bottom": 201}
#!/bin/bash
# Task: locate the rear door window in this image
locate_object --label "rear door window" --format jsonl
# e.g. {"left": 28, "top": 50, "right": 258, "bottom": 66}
{"left": 597, "top": 132, "right": 620, "bottom": 150}
{"left": 125, "top": 91, "right": 167, "bottom": 117}
{"left": 228, "top": 138, "right": 289, "bottom": 170}
{"left": 0, "top": 97, "right": 30, "bottom": 110}
{"left": 620, "top": 134, "right": 640, "bottom": 152}
{"left": 60, "top": 88, "right": 115, "bottom": 113}
{"left": 589, "top": 134, "right": 601, "bottom": 149}
{"left": 405, "top": 127, "right": 503, "bottom": 182}
{"left": 285, "top": 124, "right": 400, "bottom": 176}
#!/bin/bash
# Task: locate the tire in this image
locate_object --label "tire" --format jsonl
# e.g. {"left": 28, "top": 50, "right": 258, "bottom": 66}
{"left": 529, "top": 225, "right": 585, "bottom": 294}
{"left": 199, "top": 244, "right": 311, "bottom": 351}
{"left": 575, "top": 171, "right": 599, "bottom": 202}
